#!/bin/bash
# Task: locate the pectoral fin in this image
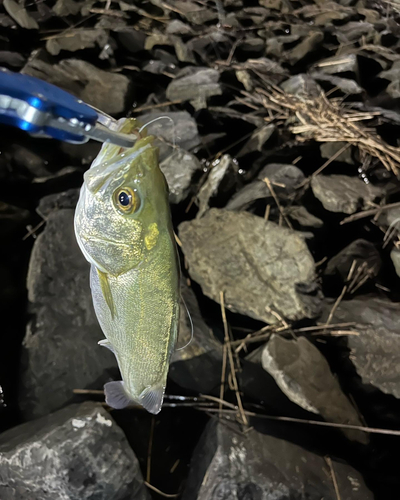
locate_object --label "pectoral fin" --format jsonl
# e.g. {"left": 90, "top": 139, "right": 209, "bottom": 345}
{"left": 96, "top": 268, "right": 115, "bottom": 319}
{"left": 139, "top": 382, "right": 166, "bottom": 415}
{"left": 104, "top": 381, "right": 131, "bottom": 409}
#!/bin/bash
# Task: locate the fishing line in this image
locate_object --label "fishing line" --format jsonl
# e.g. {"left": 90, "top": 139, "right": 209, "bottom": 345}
{"left": 138, "top": 116, "right": 176, "bottom": 149}
{"left": 176, "top": 297, "right": 194, "bottom": 351}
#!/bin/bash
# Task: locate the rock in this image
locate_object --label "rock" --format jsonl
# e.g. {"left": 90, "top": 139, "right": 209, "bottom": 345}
{"left": 117, "top": 29, "right": 146, "bottom": 53}
{"left": 236, "top": 124, "right": 275, "bottom": 157}
{"left": 166, "top": 67, "right": 222, "bottom": 110}
{"left": 0, "top": 402, "right": 150, "bottom": 500}
{"left": 170, "top": 284, "right": 222, "bottom": 394}
{"left": 286, "top": 205, "right": 324, "bottom": 228}
{"left": 281, "top": 74, "right": 322, "bottom": 97}
{"left": 160, "top": 149, "right": 202, "bottom": 204}
{"left": 19, "top": 208, "right": 117, "bottom": 420}
{"left": 226, "top": 163, "right": 305, "bottom": 211}
{"left": 179, "top": 209, "right": 322, "bottom": 324}
{"left": 166, "top": 19, "right": 193, "bottom": 35}
{"left": 311, "top": 175, "right": 384, "bottom": 214}
{"left": 320, "top": 141, "right": 355, "bottom": 165}
{"left": 3, "top": 0, "right": 38, "bottom": 29}
{"left": 197, "top": 155, "right": 238, "bottom": 218}
{"left": 376, "top": 205, "right": 400, "bottom": 228}
{"left": 0, "top": 201, "right": 30, "bottom": 236}
{"left": 22, "top": 58, "right": 131, "bottom": 116}
{"left": 139, "top": 111, "right": 201, "bottom": 160}
{"left": 325, "top": 297, "right": 400, "bottom": 398}
{"left": 391, "top": 248, "right": 400, "bottom": 277}
{"left": 311, "top": 72, "right": 363, "bottom": 94}
{"left": 11, "top": 145, "right": 51, "bottom": 178}
{"left": 0, "top": 50, "right": 25, "bottom": 68}
{"left": 36, "top": 188, "right": 80, "bottom": 218}
{"left": 144, "top": 34, "right": 195, "bottom": 63}
{"left": 336, "top": 21, "right": 375, "bottom": 43}
{"left": 52, "top": 0, "right": 83, "bottom": 16}
{"left": 261, "top": 335, "right": 368, "bottom": 443}
{"left": 314, "top": 53, "right": 358, "bottom": 75}
{"left": 287, "top": 31, "right": 324, "bottom": 64}
{"left": 46, "top": 29, "right": 108, "bottom": 55}
{"left": 183, "top": 420, "right": 373, "bottom": 500}
{"left": 380, "top": 61, "right": 400, "bottom": 99}
{"left": 324, "top": 239, "right": 382, "bottom": 283}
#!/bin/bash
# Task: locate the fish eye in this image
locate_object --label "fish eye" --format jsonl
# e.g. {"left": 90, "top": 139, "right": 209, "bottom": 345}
{"left": 114, "top": 187, "right": 140, "bottom": 214}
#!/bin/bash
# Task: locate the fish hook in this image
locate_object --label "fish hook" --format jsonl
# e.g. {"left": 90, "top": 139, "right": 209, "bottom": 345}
{"left": 138, "top": 116, "right": 176, "bottom": 149}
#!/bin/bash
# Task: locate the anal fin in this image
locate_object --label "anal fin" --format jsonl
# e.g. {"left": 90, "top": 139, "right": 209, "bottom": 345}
{"left": 139, "top": 383, "right": 166, "bottom": 415}
{"left": 104, "top": 381, "right": 131, "bottom": 409}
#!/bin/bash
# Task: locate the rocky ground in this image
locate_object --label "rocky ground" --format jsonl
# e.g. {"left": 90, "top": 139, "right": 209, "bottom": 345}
{"left": 1, "top": 0, "right": 400, "bottom": 498}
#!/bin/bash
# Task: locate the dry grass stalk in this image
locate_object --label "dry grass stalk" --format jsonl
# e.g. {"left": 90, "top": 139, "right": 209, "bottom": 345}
{"left": 256, "top": 87, "right": 400, "bottom": 176}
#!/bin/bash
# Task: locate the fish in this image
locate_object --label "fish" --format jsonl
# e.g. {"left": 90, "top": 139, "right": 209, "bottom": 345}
{"left": 74, "top": 118, "right": 180, "bottom": 414}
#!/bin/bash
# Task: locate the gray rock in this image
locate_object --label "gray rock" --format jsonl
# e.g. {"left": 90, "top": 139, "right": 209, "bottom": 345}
{"left": 166, "top": 19, "right": 193, "bottom": 35}
{"left": 311, "top": 72, "right": 363, "bottom": 94}
{"left": 22, "top": 58, "right": 131, "bottom": 116}
{"left": 3, "top": 0, "right": 38, "bottom": 29}
{"left": 36, "top": 189, "right": 80, "bottom": 218}
{"left": 179, "top": 209, "right": 322, "bottom": 324}
{"left": 170, "top": 284, "right": 222, "bottom": 394}
{"left": 287, "top": 31, "right": 324, "bottom": 64}
{"left": 19, "top": 209, "right": 117, "bottom": 420}
{"left": 391, "top": 248, "right": 400, "bottom": 277}
{"left": 325, "top": 239, "right": 382, "bottom": 282}
{"left": 380, "top": 61, "right": 400, "bottom": 99}
{"left": 325, "top": 297, "right": 400, "bottom": 398}
{"left": 226, "top": 163, "right": 305, "bottom": 211}
{"left": 12, "top": 145, "right": 51, "bottom": 178}
{"left": 311, "top": 174, "right": 383, "bottom": 214}
{"left": 320, "top": 141, "right": 355, "bottom": 164}
{"left": 376, "top": 205, "right": 400, "bottom": 228}
{"left": 46, "top": 29, "right": 108, "bottom": 55}
{"left": 139, "top": 111, "right": 201, "bottom": 160}
{"left": 0, "top": 402, "right": 149, "bottom": 500}
{"left": 144, "top": 34, "right": 195, "bottom": 63}
{"left": 52, "top": 0, "right": 83, "bottom": 16}
{"left": 160, "top": 149, "right": 201, "bottom": 204}
{"left": 236, "top": 124, "right": 275, "bottom": 157}
{"left": 197, "top": 155, "right": 237, "bottom": 218}
{"left": 336, "top": 21, "right": 375, "bottom": 43}
{"left": 183, "top": 420, "right": 373, "bottom": 500}
{"left": 281, "top": 74, "right": 322, "bottom": 97}
{"left": 261, "top": 335, "right": 368, "bottom": 443}
{"left": 286, "top": 205, "right": 324, "bottom": 228}
{"left": 166, "top": 67, "right": 222, "bottom": 110}
{"left": 314, "top": 53, "right": 358, "bottom": 75}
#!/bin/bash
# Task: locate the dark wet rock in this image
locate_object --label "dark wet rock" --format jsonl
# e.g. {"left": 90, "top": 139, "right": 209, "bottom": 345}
{"left": 286, "top": 205, "right": 324, "bottom": 229}
{"left": 226, "top": 163, "right": 305, "bottom": 211}
{"left": 183, "top": 420, "right": 373, "bottom": 500}
{"left": 311, "top": 175, "right": 384, "bottom": 214}
{"left": 160, "top": 149, "right": 202, "bottom": 204}
{"left": 281, "top": 74, "right": 322, "bottom": 97}
{"left": 12, "top": 145, "right": 51, "bottom": 178}
{"left": 391, "top": 248, "right": 400, "bottom": 277}
{"left": 236, "top": 124, "right": 275, "bottom": 157}
{"left": 320, "top": 141, "right": 355, "bottom": 165}
{"left": 170, "top": 284, "right": 222, "bottom": 394}
{"left": 166, "top": 67, "right": 222, "bottom": 110}
{"left": 19, "top": 209, "right": 117, "bottom": 420}
{"left": 326, "top": 297, "right": 400, "bottom": 398}
{"left": 36, "top": 189, "right": 80, "bottom": 218}
{"left": 46, "top": 29, "right": 108, "bottom": 55}
{"left": 3, "top": 0, "right": 38, "bottom": 29}
{"left": 0, "top": 402, "right": 150, "bottom": 500}
{"left": 261, "top": 335, "right": 367, "bottom": 443}
{"left": 139, "top": 111, "right": 201, "bottom": 160}
{"left": 324, "top": 239, "right": 382, "bottom": 283}
{"left": 179, "top": 209, "right": 322, "bottom": 324}
{"left": 0, "top": 202, "right": 30, "bottom": 236}
{"left": 197, "top": 155, "right": 238, "bottom": 218}
{"left": 22, "top": 58, "right": 131, "bottom": 116}
{"left": 117, "top": 29, "right": 146, "bottom": 53}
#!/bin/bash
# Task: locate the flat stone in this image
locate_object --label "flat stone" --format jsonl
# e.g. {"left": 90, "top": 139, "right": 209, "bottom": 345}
{"left": 160, "top": 149, "right": 202, "bottom": 204}
{"left": 262, "top": 335, "right": 368, "bottom": 443}
{"left": 183, "top": 420, "right": 373, "bottom": 500}
{"left": 22, "top": 58, "right": 131, "bottom": 116}
{"left": 170, "top": 284, "right": 222, "bottom": 394}
{"left": 52, "top": 0, "right": 83, "bottom": 16}
{"left": 287, "top": 31, "right": 324, "bottom": 64}
{"left": 178, "top": 209, "right": 322, "bottom": 324}
{"left": 166, "top": 67, "right": 222, "bottom": 110}
{"left": 314, "top": 53, "right": 358, "bottom": 74}
{"left": 3, "top": 0, "right": 38, "bottom": 29}
{"left": 311, "top": 174, "right": 384, "bottom": 214}
{"left": 0, "top": 402, "right": 150, "bottom": 500}
{"left": 391, "top": 248, "right": 400, "bottom": 277}
{"left": 286, "top": 205, "right": 324, "bottom": 228}
{"left": 46, "top": 29, "right": 108, "bottom": 55}
{"left": 19, "top": 208, "right": 117, "bottom": 420}
{"left": 320, "top": 141, "right": 355, "bottom": 164}
{"left": 311, "top": 72, "right": 363, "bottom": 94}
{"left": 325, "top": 297, "right": 400, "bottom": 398}
{"left": 281, "top": 74, "right": 322, "bottom": 97}
{"left": 236, "top": 124, "right": 275, "bottom": 157}
{"left": 380, "top": 61, "right": 400, "bottom": 99}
